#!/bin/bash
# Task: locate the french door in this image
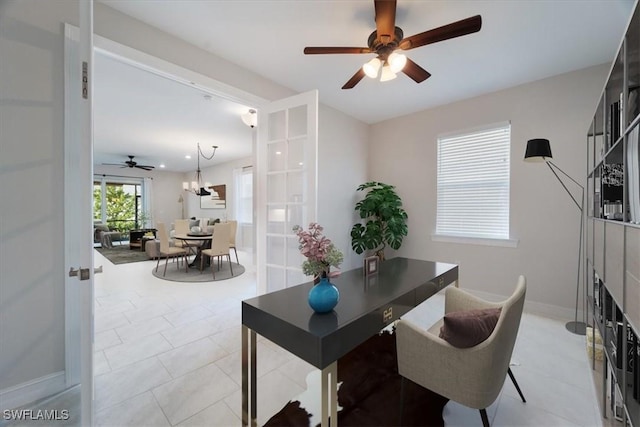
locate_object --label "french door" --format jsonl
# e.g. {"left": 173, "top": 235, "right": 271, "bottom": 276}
{"left": 256, "top": 91, "right": 318, "bottom": 294}
{"left": 63, "top": 2, "right": 94, "bottom": 424}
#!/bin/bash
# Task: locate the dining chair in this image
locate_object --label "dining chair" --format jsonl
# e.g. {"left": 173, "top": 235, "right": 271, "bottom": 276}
{"left": 228, "top": 220, "right": 239, "bottom": 264}
{"left": 201, "top": 222, "right": 233, "bottom": 279}
{"left": 174, "top": 219, "right": 201, "bottom": 258}
{"left": 396, "top": 276, "right": 527, "bottom": 427}
{"left": 155, "top": 222, "right": 188, "bottom": 276}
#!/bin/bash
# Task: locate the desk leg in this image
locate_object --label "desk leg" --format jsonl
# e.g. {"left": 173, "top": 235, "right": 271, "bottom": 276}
{"left": 242, "top": 326, "right": 257, "bottom": 427}
{"left": 320, "top": 361, "right": 338, "bottom": 427}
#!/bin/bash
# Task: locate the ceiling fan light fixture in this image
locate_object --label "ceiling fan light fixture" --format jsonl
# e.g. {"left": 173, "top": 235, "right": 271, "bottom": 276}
{"left": 388, "top": 51, "right": 407, "bottom": 73}
{"left": 363, "top": 57, "right": 382, "bottom": 78}
{"left": 380, "top": 64, "right": 397, "bottom": 82}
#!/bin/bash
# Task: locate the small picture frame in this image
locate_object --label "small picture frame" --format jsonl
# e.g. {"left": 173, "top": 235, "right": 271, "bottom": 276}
{"left": 364, "top": 255, "right": 379, "bottom": 276}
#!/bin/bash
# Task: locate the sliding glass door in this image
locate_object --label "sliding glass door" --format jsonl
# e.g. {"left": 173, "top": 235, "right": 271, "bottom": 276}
{"left": 93, "top": 176, "right": 146, "bottom": 232}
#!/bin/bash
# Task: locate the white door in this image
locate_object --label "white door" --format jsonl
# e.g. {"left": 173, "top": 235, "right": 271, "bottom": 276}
{"left": 256, "top": 91, "right": 318, "bottom": 295}
{"left": 63, "top": 2, "right": 95, "bottom": 424}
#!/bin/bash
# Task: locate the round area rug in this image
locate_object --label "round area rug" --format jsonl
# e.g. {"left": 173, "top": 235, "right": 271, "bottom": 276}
{"left": 151, "top": 260, "right": 245, "bottom": 282}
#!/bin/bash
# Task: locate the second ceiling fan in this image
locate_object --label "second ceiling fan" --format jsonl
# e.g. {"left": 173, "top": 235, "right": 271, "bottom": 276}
{"left": 303, "top": 0, "right": 482, "bottom": 89}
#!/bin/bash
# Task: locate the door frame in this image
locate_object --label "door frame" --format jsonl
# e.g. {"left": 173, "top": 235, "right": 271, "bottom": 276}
{"left": 63, "top": 24, "right": 268, "bottom": 410}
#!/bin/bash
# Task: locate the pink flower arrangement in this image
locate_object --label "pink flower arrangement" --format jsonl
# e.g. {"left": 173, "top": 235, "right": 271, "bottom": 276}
{"left": 293, "top": 223, "right": 344, "bottom": 278}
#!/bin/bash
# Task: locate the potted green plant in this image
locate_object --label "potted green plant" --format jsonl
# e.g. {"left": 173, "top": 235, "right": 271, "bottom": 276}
{"left": 350, "top": 181, "right": 408, "bottom": 260}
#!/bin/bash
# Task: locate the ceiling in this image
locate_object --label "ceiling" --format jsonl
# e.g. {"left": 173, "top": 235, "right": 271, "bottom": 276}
{"left": 94, "top": 52, "right": 255, "bottom": 172}
{"left": 95, "top": 0, "right": 635, "bottom": 172}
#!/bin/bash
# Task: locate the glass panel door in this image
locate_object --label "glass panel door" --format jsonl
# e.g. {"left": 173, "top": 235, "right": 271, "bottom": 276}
{"left": 257, "top": 91, "right": 318, "bottom": 294}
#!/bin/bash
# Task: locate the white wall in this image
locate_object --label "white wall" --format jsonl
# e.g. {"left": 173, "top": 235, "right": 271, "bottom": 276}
{"left": 369, "top": 64, "right": 609, "bottom": 318}
{"left": 317, "top": 104, "right": 370, "bottom": 272}
{"left": 93, "top": 165, "right": 185, "bottom": 227}
{"left": 184, "top": 156, "right": 252, "bottom": 221}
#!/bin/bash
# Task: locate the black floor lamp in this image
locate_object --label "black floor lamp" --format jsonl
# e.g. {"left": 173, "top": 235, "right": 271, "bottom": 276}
{"left": 524, "top": 138, "right": 586, "bottom": 335}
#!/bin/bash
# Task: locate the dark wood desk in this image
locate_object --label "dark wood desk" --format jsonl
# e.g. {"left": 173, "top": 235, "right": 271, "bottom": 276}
{"left": 241, "top": 257, "right": 458, "bottom": 427}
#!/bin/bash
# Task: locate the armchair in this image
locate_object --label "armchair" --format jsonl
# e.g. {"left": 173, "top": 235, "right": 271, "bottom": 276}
{"left": 94, "top": 222, "right": 122, "bottom": 248}
{"left": 396, "top": 276, "right": 527, "bottom": 427}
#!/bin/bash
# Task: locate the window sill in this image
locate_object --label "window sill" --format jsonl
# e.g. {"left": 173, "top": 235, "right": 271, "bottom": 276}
{"left": 431, "top": 234, "right": 519, "bottom": 248}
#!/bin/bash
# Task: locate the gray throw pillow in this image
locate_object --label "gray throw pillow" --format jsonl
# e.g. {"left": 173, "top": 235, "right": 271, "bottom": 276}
{"left": 439, "top": 307, "right": 502, "bottom": 348}
{"left": 189, "top": 219, "right": 200, "bottom": 229}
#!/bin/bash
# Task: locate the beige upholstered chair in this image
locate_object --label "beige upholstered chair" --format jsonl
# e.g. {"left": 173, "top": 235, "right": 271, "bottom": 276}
{"left": 228, "top": 220, "right": 238, "bottom": 263}
{"left": 155, "top": 222, "right": 188, "bottom": 276}
{"left": 173, "top": 219, "right": 201, "bottom": 257}
{"left": 201, "top": 222, "right": 233, "bottom": 279}
{"left": 396, "top": 276, "right": 527, "bottom": 427}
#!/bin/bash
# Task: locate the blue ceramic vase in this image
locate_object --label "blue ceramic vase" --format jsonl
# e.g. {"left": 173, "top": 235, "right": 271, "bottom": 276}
{"left": 308, "top": 276, "right": 339, "bottom": 314}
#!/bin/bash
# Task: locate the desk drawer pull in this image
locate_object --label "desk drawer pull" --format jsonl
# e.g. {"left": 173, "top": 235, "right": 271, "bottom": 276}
{"left": 383, "top": 307, "right": 393, "bottom": 323}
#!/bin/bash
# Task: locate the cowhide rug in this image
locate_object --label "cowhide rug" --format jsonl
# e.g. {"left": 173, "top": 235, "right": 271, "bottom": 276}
{"left": 264, "top": 331, "right": 449, "bottom": 427}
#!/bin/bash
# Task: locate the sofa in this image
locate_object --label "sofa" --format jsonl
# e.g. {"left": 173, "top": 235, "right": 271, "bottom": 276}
{"left": 93, "top": 222, "right": 123, "bottom": 248}
{"left": 186, "top": 217, "right": 220, "bottom": 233}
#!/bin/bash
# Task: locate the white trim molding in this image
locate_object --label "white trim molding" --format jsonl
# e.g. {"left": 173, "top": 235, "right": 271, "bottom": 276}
{"left": 431, "top": 233, "right": 519, "bottom": 248}
{"left": 0, "top": 372, "right": 66, "bottom": 411}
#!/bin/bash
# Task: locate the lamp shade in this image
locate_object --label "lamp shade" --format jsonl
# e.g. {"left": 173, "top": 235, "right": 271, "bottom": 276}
{"left": 388, "top": 51, "right": 407, "bottom": 73}
{"left": 524, "top": 138, "right": 553, "bottom": 162}
{"left": 380, "top": 64, "right": 397, "bottom": 82}
{"left": 363, "top": 57, "right": 382, "bottom": 78}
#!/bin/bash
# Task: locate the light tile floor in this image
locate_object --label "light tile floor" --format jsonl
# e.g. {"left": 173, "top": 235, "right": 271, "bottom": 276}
{"left": 6, "top": 250, "right": 604, "bottom": 426}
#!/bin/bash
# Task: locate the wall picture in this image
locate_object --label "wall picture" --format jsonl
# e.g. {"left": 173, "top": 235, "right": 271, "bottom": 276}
{"left": 201, "top": 184, "right": 226, "bottom": 209}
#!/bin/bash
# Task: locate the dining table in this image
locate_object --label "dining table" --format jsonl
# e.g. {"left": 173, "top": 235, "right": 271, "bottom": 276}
{"left": 173, "top": 232, "right": 213, "bottom": 268}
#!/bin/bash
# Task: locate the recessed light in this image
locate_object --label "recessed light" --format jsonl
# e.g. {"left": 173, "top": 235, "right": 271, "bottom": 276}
{"left": 298, "top": 162, "right": 303, "bottom": 166}
{"left": 185, "top": 155, "right": 191, "bottom": 159}
{"left": 275, "top": 151, "right": 282, "bottom": 155}
{"left": 159, "top": 164, "right": 165, "bottom": 168}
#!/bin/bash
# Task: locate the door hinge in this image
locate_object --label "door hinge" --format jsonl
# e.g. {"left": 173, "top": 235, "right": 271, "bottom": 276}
{"left": 82, "top": 61, "right": 88, "bottom": 99}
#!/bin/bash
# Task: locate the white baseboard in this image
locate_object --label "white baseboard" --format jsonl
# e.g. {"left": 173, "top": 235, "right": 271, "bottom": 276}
{"left": 0, "top": 372, "right": 66, "bottom": 411}
{"left": 469, "top": 289, "right": 585, "bottom": 322}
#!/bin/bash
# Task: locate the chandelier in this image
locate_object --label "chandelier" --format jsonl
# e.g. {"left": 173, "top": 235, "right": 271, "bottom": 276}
{"left": 182, "top": 143, "right": 218, "bottom": 196}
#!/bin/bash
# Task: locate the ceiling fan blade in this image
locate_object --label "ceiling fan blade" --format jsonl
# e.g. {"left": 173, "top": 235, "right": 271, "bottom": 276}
{"left": 402, "top": 58, "right": 431, "bottom": 83}
{"left": 374, "top": 0, "right": 397, "bottom": 44}
{"left": 399, "top": 15, "right": 482, "bottom": 51}
{"left": 342, "top": 68, "right": 366, "bottom": 90}
{"left": 136, "top": 166, "right": 154, "bottom": 171}
{"left": 304, "top": 47, "right": 371, "bottom": 55}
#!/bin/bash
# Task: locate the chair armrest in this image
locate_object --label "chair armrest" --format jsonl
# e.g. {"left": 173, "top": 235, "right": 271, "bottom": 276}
{"left": 444, "top": 286, "right": 502, "bottom": 314}
{"left": 396, "top": 318, "right": 503, "bottom": 409}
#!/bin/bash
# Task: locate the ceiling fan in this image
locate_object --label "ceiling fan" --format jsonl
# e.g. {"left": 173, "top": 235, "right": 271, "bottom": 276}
{"left": 303, "top": 0, "right": 482, "bottom": 89}
{"left": 102, "top": 155, "right": 155, "bottom": 171}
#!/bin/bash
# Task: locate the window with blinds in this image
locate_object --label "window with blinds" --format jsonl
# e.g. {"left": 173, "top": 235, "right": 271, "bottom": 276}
{"left": 436, "top": 123, "right": 511, "bottom": 240}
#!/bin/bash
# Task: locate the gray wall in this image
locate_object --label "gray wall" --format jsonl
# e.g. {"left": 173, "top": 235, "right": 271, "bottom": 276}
{"left": 368, "top": 64, "right": 609, "bottom": 318}
{"left": 317, "top": 104, "right": 369, "bottom": 272}
{"left": 0, "top": 0, "right": 78, "bottom": 392}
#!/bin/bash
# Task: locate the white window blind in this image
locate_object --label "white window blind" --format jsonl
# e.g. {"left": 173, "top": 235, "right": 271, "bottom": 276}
{"left": 436, "top": 123, "right": 511, "bottom": 240}
{"left": 234, "top": 166, "right": 253, "bottom": 224}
